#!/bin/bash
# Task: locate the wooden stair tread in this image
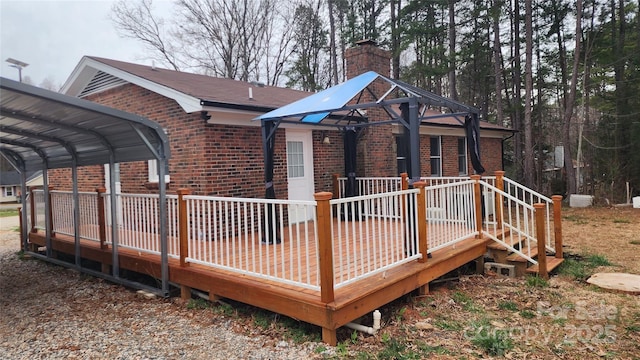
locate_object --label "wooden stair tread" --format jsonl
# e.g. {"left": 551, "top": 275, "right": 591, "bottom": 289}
{"left": 525, "top": 257, "right": 564, "bottom": 274}
{"left": 485, "top": 228, "right": 511, "bottom": 250}
{"left": 505, "top": 245, "right": 539, "bottom": 263}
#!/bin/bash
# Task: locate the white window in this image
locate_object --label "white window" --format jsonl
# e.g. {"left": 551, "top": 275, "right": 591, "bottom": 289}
{"left": 3, "top": 186, "right": 14, "bottom": 197}
{"left": 286, "top": 141, "right": 305, "bottom": 178}
{"left": 458, "top": 138, "right": 468, "bottom": 176}
{"left": 148, "top": 160, "right": 171, "bottom": 183}
{"left": 430, "top": 136, "right": 442, "bottom": 177}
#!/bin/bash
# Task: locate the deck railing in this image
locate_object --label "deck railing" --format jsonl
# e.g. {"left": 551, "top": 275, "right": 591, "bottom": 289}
{"left": 330, "top": 189, "right": 421, "bottom": 288}
{"left": 181, "top": 192, "right": 320, "bottom": 290}
{"left": 424, "top": 180, "right": 480, "bottom": 252}
{"left": 32, "top": 189, "right": 46, "bottom": 231}
{"left": 34, "top": 170, "right": 563, "bottom": 296}
{"left": 50, "top": 190, "right": 101, "bottom": 241}
{"left": 105, "top": 193, "right": 180, "bottom": 258}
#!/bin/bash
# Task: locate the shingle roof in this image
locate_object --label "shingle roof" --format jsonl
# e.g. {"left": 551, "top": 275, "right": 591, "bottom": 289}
{"left": 0, "top": 170, "right": 40, "bottom": 186}
{"left": 89, "top": 57, "right": 310, "bottom": 111}
{"left": 77, "top": 57, "right": 512, "bottom": 133}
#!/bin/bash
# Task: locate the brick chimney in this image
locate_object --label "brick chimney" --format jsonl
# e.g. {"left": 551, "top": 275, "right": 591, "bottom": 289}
{"left": 345, "top": 39, "right": 391, "bottom": 79}
{"left": 344, "top": 40, "right": 395, "bottom": 178}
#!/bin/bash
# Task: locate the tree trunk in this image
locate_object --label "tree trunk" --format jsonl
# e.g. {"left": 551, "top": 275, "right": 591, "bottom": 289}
{"left": 448, "top": 0, "right": 457, "bottom": 100}
{"left": 563, "top": 0, "right": 583, "bottom": 196}
{"left": 512, "top": 0, "right": 523, "bottom": 181}
{"left": 492, "top": 0, "right": 504, "bottom": 127}
{"left": 523, "top": 0, "right": 534, "bottom": 188}
{"left": 328, "top": 0, "right": 339, "bottom": 85}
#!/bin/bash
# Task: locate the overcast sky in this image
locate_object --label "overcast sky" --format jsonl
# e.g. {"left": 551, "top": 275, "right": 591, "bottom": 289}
{"left": 1, "top": 0, "right": 173, "bottom": 90}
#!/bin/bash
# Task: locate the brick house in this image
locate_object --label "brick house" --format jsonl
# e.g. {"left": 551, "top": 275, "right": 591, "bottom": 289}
{"left": 55, "top": 42, "right": 512, "bottom": 201}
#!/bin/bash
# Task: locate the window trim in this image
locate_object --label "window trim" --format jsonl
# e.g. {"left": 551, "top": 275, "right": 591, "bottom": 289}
{"left": 148, "top": 160, "right": 171, "bottom": 183}
{"left": 3, "top": 186, "right": 14, "bottom": 197}
{"left": 458, "top": 137, "right": 468, "bottom": 176}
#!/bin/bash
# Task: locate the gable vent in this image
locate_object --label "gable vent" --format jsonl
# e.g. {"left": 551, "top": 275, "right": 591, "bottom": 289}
{"left": 78, "top": 71, "right": 127, "bottom": 98}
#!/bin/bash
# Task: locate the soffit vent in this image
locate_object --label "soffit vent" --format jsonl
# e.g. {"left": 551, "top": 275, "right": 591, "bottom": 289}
{"left": 78, "top": 71, "right": 127, "bottom": 98}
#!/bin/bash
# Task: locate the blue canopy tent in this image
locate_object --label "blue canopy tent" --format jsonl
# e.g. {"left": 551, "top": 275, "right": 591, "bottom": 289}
{"left": 256, "top": 71, "right": 485, "bottom": 242}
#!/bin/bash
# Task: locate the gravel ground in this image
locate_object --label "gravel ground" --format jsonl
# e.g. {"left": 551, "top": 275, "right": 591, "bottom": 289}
{"left": 0, "top": 220, "right": 320, "bottom": 360}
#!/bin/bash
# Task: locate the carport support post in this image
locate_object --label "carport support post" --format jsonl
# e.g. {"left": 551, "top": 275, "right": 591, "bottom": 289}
{"left": 72, "top": 163, "right": 81, "bottom": 268}
{"left": 109, "top": 159, "right": 119, "bottom": 279}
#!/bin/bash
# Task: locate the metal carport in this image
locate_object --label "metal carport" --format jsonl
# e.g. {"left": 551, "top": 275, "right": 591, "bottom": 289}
{"left": 0, "top": 77, "right": 172, "bottom": 296}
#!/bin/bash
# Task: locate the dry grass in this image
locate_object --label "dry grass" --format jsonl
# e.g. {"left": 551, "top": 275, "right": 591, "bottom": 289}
{"left": 312, "top": 206, "right": 640, "bottom": 359}
{"left": 2, "top": 207, "right": 639, "bottom": 359}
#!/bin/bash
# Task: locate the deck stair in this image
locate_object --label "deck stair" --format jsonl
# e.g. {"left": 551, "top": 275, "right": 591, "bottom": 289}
{"left": 480, "top": 176, "right": 565, "bottom": 279}
{"left": 486, "top": 233, "right": 563, "bottom": 277}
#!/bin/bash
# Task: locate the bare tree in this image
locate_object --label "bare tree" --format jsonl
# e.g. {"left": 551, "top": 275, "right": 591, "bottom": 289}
{"left": 111, "top": 0, "right": 296, "bottom": 85}
{"left": 111, "top": 0, "right": 181, "bottom": 70}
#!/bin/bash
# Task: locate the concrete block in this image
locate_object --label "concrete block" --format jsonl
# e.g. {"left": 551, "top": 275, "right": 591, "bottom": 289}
{"left": 484, "top": 262, "right": 516, "bottom": 278}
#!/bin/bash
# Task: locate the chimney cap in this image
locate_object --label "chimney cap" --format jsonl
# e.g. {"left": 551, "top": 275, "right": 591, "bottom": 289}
{"left": 356, "top": 39, "right": 377, "bottom": 47}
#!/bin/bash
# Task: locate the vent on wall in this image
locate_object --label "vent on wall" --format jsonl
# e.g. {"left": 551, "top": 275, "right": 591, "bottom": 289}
{"left": 78, "top": 71, "right": 127, "bottom": 98}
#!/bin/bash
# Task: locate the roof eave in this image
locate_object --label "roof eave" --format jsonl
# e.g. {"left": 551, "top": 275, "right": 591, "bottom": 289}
{"left": 62, "top": 57, "right": 205, "bottom": 113}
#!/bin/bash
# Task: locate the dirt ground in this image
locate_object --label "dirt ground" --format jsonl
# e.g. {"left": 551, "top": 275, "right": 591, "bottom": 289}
{"left": 1, "top": 206, "right": 638, "bottom": 359}
{"left": 332, "top": 205, "right": 640, "bottom": 359}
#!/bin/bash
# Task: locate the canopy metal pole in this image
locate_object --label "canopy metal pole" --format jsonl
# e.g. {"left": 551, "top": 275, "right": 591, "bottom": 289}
{"left": 20, "top": 168, "right": 28, "bottom": 251}
{"left": 42, "top": 165, "right": 52, "bottom": 258}
{"left": 72, "top": 159, "right": 81, "bottom": 268}
{"left": 157, "top": 157, "right": 169, "bottom": 296}
{"left": 109, "top": 157, "right": 119, "bottom": 278}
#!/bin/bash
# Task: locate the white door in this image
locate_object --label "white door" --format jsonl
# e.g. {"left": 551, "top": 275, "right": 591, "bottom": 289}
{"left": 286, "top": 129, "right": 315, "bottom": 224}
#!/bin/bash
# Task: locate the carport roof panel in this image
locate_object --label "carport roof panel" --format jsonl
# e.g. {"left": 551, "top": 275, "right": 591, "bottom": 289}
{"left": 1, "top": 77, "right": 170, "bottom": 171}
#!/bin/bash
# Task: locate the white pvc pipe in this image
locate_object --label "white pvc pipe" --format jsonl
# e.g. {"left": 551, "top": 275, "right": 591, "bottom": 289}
{"left": 344, "top": 310, "right": 381, "bottom": 335}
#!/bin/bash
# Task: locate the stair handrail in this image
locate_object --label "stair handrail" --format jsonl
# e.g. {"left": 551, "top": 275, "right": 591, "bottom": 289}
{"left": 501, "top": 177, "right": 554, "bottom": 253}
{"left": 480, "top": 181, "right": 539, "bottom": 264}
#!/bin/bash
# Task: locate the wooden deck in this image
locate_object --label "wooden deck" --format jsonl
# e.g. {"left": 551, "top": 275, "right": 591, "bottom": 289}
{"left": 27, "top": 218, "right": 492, "bottom": 345}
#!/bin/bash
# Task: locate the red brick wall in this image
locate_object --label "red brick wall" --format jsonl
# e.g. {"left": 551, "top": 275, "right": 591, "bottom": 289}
{"left": 49, "top": 84, "right": 293, "bottom": 198}
{"left": 313, "top": 130, "right": 344, "bottom": 194}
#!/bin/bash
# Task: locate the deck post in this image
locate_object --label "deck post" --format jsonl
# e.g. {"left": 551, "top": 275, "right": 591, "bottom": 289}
{"left": 414, "top": 181, "right": 428, "bottom": 263}
{"left": 314, "top": 192, "right": 334, "bottom": 304}
{"left": 29, "top": 187, "right": 36, "bottom": 233}
{"left": 470, "top": 175, "right": 483, "bottom": 239}
{"left": 332, "top": 174, "right": 340, "bottom": 199}
{"left": 552, "top": 195, "right": 563, "bottom": 259}
{"left": 534, "top": 203, "right": 548, "bottom": 279}
{"left": 494, "top": 171, "right": 505, "bottom": 229}
{"left": 96, "top": 187, "right": 108, "bottom": 250}
{"left": 177, "top": 189, "right": 191, "bottom": 267}
{"left": 401, "top": 173, "right": 408, "bottom": 191}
